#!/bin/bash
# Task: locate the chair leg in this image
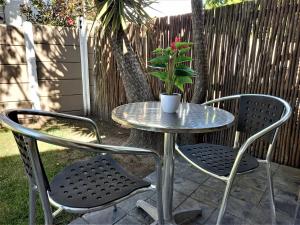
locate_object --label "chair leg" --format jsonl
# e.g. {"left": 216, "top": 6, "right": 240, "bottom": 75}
{"left": 42, "top": 200, "right": 53, "bottom": 225}
{"left": 266, "top": 162, "right": 276, "bottom": 225}
{"left": 216, "top": 179, "right": 234, "bottom": 225}
{"left": 29, "top": 185, "right": 37, "bottom": 225}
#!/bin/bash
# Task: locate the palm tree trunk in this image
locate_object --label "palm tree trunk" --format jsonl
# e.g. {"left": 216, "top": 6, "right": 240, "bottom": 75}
{"left": 110, "top": 29, "right": 154, "bottom": 102}
{"left": 191, "top": 0, "right": 208, "bottom": 104}
{"left": 109, "top": 29, "right": 163, "bottom": 152}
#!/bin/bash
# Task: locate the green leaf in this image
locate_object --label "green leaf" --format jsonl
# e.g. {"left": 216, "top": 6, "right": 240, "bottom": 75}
{"left": 94, "top": 0, "right": 155, "bottom": 33}
{"left": 175, "top": 42, "right": 193, "bottom": 49}
{"left": 176, "top": 56, "right": 192, "bottom": 64}
{"left": 150, "top": 71, "right": 168, "bottom": 81}
{"left": 175, "top": 76, "right": 193, "bottom": 92}
{"left": 178, "top": 47, "right": 191, "bottom": 55}
{"left": 96, "top": 1, "right": 113, "bottom": 22}
{"left": 163, "top": 47, "right": 172, "bottom": 55}
{"left": 149, "top": 55, "right": 169, "bottom": 65}
{"left": 153, "top": 48, "right": 163, "bottom": 54}
{"left": 175, "top": 67, "right": 195, "bottom": 76}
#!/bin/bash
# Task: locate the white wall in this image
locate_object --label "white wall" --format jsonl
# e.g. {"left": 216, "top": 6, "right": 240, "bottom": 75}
{"left": 4, "top": 0, "right": 25, "bottom": 26}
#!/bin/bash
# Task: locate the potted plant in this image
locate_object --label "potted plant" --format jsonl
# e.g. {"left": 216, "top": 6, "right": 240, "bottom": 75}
{"left": 149, "top": 37, "right": 195, "bottom": 113}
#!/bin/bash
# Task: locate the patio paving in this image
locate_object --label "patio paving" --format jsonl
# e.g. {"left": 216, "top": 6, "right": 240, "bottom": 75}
{"left": 69, "top": 157, "right": 300, "bottom": 225}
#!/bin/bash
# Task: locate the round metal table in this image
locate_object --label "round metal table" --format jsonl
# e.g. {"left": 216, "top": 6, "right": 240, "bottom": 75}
{"left": 112, "top": 102, "right": 235, "bottom": 224}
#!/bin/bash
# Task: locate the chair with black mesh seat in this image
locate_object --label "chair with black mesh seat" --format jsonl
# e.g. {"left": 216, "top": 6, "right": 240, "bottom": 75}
{"left": 175, "top": 94, "right": 292, "bottom": 225}
{"left": 0, "top": 109, "right": 164, "bottom": 225}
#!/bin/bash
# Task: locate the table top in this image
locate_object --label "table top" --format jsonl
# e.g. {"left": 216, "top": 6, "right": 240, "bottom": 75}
{"left": 111, "top": 102, "right": 235, "bottom": 133}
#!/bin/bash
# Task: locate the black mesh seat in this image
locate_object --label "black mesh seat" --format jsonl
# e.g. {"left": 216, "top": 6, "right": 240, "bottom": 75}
{"left": 178, "top": 143, "right": 259, "bottom": 176}
{"left": 49, "top": 155, "right": 150, "bottom": 208}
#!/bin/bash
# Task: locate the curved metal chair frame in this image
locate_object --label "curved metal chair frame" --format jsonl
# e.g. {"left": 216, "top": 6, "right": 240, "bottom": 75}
{"left": 176, "top": 94, "right": 292, "bottom": 225}
{"left": 0, "top": 109, "right": 164, "bottom": 225}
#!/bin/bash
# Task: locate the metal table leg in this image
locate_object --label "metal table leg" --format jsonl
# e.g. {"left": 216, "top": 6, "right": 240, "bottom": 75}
{"left": 163, "top": 133, "right": 202, "bottom": 224}
{"left": 162, "top": 133, "right": 175, "bottom": 222}
{"left": 137, "top": 133, "right": 202, "bottom": 225}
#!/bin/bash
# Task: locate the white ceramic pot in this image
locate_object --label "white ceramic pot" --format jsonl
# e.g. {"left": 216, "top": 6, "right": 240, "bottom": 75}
{"left": 160, "top": 93, "right": 181, "bottom": 113}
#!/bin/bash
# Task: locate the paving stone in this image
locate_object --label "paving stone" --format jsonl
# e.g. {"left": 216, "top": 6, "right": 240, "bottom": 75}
{"left": 231, "top": 184, "right": 264, "bottom": 205}
{"left": 276, "top": 165, "right": 300, "bottom": 181}
{"left": 145, "top": 172, "right": 157, "bottom": 184}
{"left": 243, "top": 204, "right": 295, "bottom": 225}
{"left": 172, "top": 191, "right": 189, "bottom": 209}
{"left": 273, "top": 173, "right": 300, "bottom": 195}
{"left": 203, "top": 177, "right": 226, "bottom": 192}
{"left": 244, "top": 207, "right": 271, "bottom": 224}
{"left": 69, "top": 217, "right": 88, "bottom": 225}
{"left": 191, "top": 184, "right": 223, "bottom": 207}
{"left": 260, "top": 194, "right": 298, "bottom": 219}
{"left": 276, "top": 211, "right": 295, "bottom": 225}
{"left": 82, "top": 207, "right": 126, "bottom": 225}
{"left": 173, "top": 176, "right": 200, "bottom": 196}
{"left": 151, "top": 190, "right": 188, "bottom": 210}
{"left": 235, "top": 174, "right": 267, "bottom": 192}
{"left": 273, "top": 184, "right": 299, "bottom": 203}
{"left": 175, "top": 165, "right": 210, "bottom": 185}
{"left": 295, "top": 202, "right": 300, "bottom": 220}
{"left": 114, "top": 214, "right": 146, "bottom": 225}
{"left": 294, "top": 219, "right": 300, "bottom": 225}
{"left": 222, "top": 196, "right": 255, "bottom": 219}
{"left": 246, "top": 163, "right": 278, "bottom": 180}
{"left": 185, "top": 169, "right": 210, "bottom": 184}
{"left": 175, "top": 158, "right": 193, "bottom": 171}
{"left": 175, "top": 197, "right": 216, "bottom": 225}
{"left": 204, "top": 210, "right": 243, "bottom": 225}
{"left": 274, "top": 171, "right": 300, "bottom": 185}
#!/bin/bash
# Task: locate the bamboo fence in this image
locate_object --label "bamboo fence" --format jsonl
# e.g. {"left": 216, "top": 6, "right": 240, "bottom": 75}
{"left": 91, "top": 0, "right": 300, "bottom": 167}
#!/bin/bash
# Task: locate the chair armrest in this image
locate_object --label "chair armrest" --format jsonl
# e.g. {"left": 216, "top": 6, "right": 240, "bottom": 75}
{"left": 89, "top": 143, "right": 160, "bottom": 159}
{"left": 6, "top": 109, "right": 102, "bottom": 143}
{"left": 1, "top": 110, "right": 161, "bottom": 160}
{"left": 202, "top": 95, "right": 241, "bottom": 106}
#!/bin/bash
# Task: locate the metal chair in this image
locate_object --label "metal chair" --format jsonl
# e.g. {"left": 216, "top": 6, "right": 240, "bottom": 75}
{"left": 175, "top": 94, "right": 292, "bottom": 225}
{"left": 0, "top": 109, "right": 164, "bottom": 225}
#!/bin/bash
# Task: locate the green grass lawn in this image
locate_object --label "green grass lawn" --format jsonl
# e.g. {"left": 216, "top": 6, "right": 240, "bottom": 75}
{"left": 0, "top": 122, "right": 96, "bottom": 225}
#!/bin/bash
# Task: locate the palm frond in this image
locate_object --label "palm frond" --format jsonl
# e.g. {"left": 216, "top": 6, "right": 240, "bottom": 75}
{"left": 94, "top": 0, "right": 156, "bottom": 33}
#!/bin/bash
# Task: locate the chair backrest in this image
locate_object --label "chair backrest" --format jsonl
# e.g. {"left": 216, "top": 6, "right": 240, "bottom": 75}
{"left": 204, "top": 94, "right": 292, "bottom": 147}
{"left": 6, "top": 110, "right": 50, "bottom": 189}
{"left": 237, "top": 95, "right": 285, "bottom": 143}
{"left": 1, "top": 109, "right": 101, "bottom": 190}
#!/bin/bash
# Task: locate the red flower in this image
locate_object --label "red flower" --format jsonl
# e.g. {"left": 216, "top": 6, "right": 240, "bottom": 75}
{"left": 66, "top": 16, "right": 75, "bottom": 26}
{"left": 175, "top": 36, "right": 181, "bottom": 42}
{"left": 170, "top": 36, "right": 182, "bottom": 50}
{"left": 171, "top": 42, "right": 176, "bottom": 50}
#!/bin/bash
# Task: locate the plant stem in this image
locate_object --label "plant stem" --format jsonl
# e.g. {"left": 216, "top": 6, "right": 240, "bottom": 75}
{"left": 166, "top": 54, "right": 177, "bottom": 95}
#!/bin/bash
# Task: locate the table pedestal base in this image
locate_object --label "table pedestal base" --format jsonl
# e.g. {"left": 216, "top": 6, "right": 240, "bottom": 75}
{"left": 136, "top": 200, "right": 159, "bottom": 223}
{"left": 173, "top": 208, "right": 202, "bottom": 224}
{"left": 136, "top": 200, "right": 202, "bottom": 225}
